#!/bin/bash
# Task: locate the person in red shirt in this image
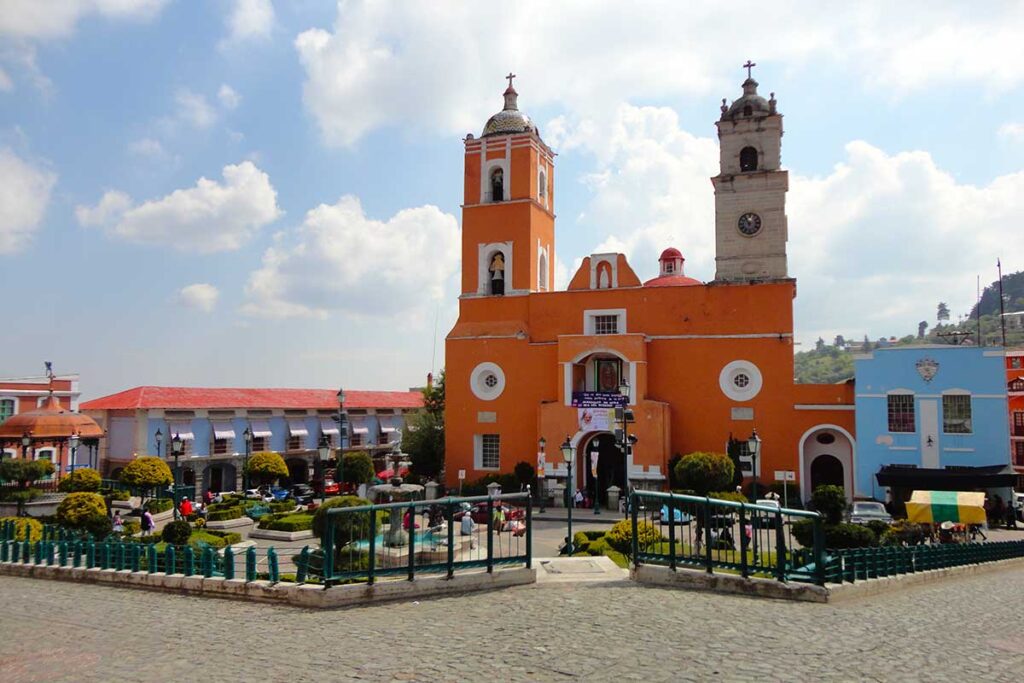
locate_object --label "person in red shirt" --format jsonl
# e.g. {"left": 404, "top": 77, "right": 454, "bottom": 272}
{"left": 179, "top": 497, "right": 193, "bottom": 518}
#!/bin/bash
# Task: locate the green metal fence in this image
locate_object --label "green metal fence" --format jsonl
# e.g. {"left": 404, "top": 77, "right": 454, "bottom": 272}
{"left": 630, "top": 490, "right": 827, "bottom": 584}
{"left": 321, "top": 493, "right": 533, "bottom": 586}
{"left": 824, "top": 540, "right": 1024, "bottom": 583}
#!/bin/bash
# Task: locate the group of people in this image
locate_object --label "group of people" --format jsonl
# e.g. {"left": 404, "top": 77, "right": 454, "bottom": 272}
{"left": 984, "top": 494, "right": 1019, "bottom": 530}
{"left": 178, "top": 496, "right": 208, "bottom": 520}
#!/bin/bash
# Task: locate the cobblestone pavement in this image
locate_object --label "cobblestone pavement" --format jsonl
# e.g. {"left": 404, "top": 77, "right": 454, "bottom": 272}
{"left": 1, "top": 566, "right": 1023, "bottom": 682}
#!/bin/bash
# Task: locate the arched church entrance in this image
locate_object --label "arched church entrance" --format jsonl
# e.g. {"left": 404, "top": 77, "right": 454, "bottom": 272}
{"left": 581, "top": 433, "right": 625, "bottom": 507}
{"left": 799, "top": 426, "right": 855, "bottom": 503}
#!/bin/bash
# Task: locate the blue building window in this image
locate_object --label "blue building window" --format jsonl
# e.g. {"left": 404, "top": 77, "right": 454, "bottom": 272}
{"left": 942, "top": 394, "right": 972, "bottom": 434}
{"left": 887, "top": 394, "right": 915, "bottom": 433}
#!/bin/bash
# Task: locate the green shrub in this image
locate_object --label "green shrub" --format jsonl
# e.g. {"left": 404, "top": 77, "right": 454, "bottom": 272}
{"left": 674, "top": 452, "right": 734, "bottom": 496}
{"left": 245, "top": 451, "right": 288, "bottom": 484}
{"left": 879, "top": 520, "right": 926, "bottom": 547}
{"left": 0, "top": 458, "right": 55, "bottom": 488}
{"left": 162, "top": 520, "right": 192, "bottom": 546}
{"left": 312, "top": 496, "right": 380, "bottom": 547}
{"left": 667, "top": 453, "right": 684, "bottom": 489}
{"left": 709, "top": 491, "right": 747, "bottom": 504}
{"left": 119, "top": 456, "right": 173, "bottom": 493}
{"left": 605, "top": 519, "right": 662, "bottom": 560}
{"left": 203, "top": 529, "right": 242, "bottom": 545}
{"left": 56, "top": 492, "right": 107, "bottom": 528}
{"left": 339, "top": 451, "right": 375, "bottom": 486}
{"left": 865, "top": 520, "right": 891, "bottom": 538}
{"left": 792, "top": 519, "right": 877, "bottom": 549}
{"left": 581, "top": 530, "right": 604, "bottom": 541}
{"left": 258, "top": 513, "right": 314, "bottom": 532}
{"left": 139, "top": 533, "right": 162, "bottom": 544}
{"left": 791, "top": 519, "right": 815, "bottom": 548}
{"left": 104, "top": 489, "right": 131, "bottom": 501}
{"left": 513, "top": 461, "right": 535, "bottom": 489}
{"left": 269, "top": 500, "right": 297, "bottom": 513}
{"left": 810, "top": 485, "right": 848, "bottom": 525}
{"left": 206, "top": 506, "right": 243, "bottom": 522}
{"left": 121, "top": 520, "right": 141, "bottom": 536}
{"left": 58, "top": 468, "right": 102, "bottom": 493}
{"left": 145, "top": 499, "right": 173, "bottom": 514}
{"left": 0, "top": 516, "right": 43, "bottom": 542}
{"left": 572, "top": 531, "right": 592, "bottom": 553}
{"left": 83, "top": 514, "right": 113, "bottom": 539}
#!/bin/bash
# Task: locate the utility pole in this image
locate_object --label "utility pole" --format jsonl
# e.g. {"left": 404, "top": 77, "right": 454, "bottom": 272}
{"left": 998, "top": 259, "right": 1007, "bottom": 348}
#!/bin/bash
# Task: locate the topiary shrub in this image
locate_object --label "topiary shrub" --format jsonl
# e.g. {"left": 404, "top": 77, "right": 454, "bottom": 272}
{"left": 161, "top": 520, "right": 192, "bottom": 546}
{"left": 245, "top": 452, "right": 288, "bottom": 486}
{"left": 121, "top": 520, "right": 141, "bottom": 536}
{"left": 709, "top": 491, "right": 747, "bottom": 504}
{"left": 339, "top": 451, "right": 375, "bottom": 486}
{"left": 0, "top": 516, "right": 43, "bottom": 542}
{"left": 865, "top": 520, "right": 891, "bottom": 539}
{"left": 879, "top": 520, "right": 926, "bottom": 547}
{"left": 58, "top": 467, "right": 102, "bottom": 493}
{"left": 144, "top": 499, "right": 173, "bottom": 514}
{"left": 56, "top": 492, "right": 107, "bottom": 529}
{"left": 312, "top": 496, "right": 379, "bottom": 548}
{"left": 674, "top": 452, "right": 735, "bottom": 496}
{"left": 206, "top": 506, "right": 243, "bottom": 522}
{"left": 605, "top": 519, "right": 663, "bottom": 560}
{"left": 810, "top": 485, "right": 848, "bottom": 525}
{"left": 792, "top": 519, "right": 877, "bottom": 549}
{"left": 667, "top": 453, "right": 683, "bottom": 489}
{"left": 83, "top": 514, "right": 113, "bottom": 540}
{"left": 120, "top": 456, "right": 173, "bottom": 509}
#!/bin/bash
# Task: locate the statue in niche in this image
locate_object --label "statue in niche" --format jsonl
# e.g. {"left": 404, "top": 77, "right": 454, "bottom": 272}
{"left": 489, "top": 253, "right": 505, "bottom": 296}
{"left": 490, "top": 168, "right": 504, "bottom": 202}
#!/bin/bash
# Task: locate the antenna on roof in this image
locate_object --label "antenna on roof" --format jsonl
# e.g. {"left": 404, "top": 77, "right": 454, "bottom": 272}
{"left": 430, "top": 304, "right": 439, "bottom": 381}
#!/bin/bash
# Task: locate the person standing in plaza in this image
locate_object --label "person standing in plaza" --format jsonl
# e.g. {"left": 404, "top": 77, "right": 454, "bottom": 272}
{"left": 574, "top": 489, "right": 583, "bottom": 508}
{"left": 141, "top": 509, "right": 155, "bottom": 535}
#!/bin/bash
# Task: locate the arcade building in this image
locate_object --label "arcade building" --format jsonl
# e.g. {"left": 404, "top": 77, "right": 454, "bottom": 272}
{"left": 445, "top": 70, "right": 856, "bottom": 503}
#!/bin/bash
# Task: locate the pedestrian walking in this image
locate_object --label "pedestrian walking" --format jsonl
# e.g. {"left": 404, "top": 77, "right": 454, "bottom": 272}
{"left": 141, "top": 509, "right": 155, "bottom": 535}
{"left": 112, "top": 512, "right": 124, "bottom": 534}
{"left": 573, "top": 489, "right": 583, "bottom": 508}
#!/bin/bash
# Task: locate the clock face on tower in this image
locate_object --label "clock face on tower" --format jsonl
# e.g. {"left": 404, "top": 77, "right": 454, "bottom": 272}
{"left": 737, "top": 212, "right": 762, "bottom": 237}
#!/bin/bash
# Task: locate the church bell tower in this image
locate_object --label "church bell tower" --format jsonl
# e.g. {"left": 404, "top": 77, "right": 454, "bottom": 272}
{"left": 460, "top": 74, "right": 556, "bottom": 298}
{"left": 712, "top": 62, "right": 789, "bottom": 282}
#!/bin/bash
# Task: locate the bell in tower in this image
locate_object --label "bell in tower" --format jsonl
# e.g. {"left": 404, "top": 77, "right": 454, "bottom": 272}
{"left": 711, "top": 61, "right": 789, "bottom": 283}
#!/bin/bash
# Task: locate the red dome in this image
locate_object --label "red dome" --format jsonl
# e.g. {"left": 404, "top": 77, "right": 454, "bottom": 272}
{"left": 643, "top": 274, "right": 702, "bottom": 287}
{"left": 659, "top": 247, "right": 683, "bottom": 261}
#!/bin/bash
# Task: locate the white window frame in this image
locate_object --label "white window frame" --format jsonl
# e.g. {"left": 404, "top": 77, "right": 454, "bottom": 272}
{"left": 718, "top": 360, "right": 764, "bottom": 402}
{"left": 470, "top": 362, "right": 506, "bottom": 401}
{"left": 583, "top": 309, "right": 626, "bottom": 336}
{"left": 477, "top": 241, "right": 514, "bottom": 296}
{"left": 481, "top": 158, "right": 510, "bottom": 204}
{"left": 537, "top": 244, "right": 549, "bottom": 292}
{"left": 0, "top": 397, "right": 15, "bottom": 424}
{"left": 886, "top": 390, "right": 916, "bottom": 434}
{"left": 474, "top": 434, "right": 501, "bottom": 471}
{"left": 34, "top": 447, "right": 57, "bottom": 479}
{"left": 941, "top": 390, "right": 973, "bottom": 435}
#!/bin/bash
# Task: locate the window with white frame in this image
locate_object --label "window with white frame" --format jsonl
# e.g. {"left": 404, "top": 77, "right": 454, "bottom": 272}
{"left": 350, "top": 432, "right": 363, "bottom": 447}
{"left": 887, "top": 394, "right": 915, "bottom": 433}
{"left": 0, "top": 399, "right": 13, "bottom": 424}
{"left": 942, "top": 394, "right": 972, "bottom": 434}
{"left": 594, "top": 315, "right": 619, "bottom": 335}
{"left": 480, "top": 434, "right": 500, "bottom": 469}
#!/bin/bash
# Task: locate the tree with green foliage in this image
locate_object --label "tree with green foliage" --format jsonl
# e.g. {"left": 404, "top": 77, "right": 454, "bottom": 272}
{"left": 513, "top": 461, "right": 535, "bottom": 491}
{"left": 312, "top": 495, "right": 380, "bottom": 551}
{"left": 917, "top": 321, "right": 928, "bottom": 339}
{"left": 120, "top": 456, "right": 173, "bottom": 507}
{"left": 403, "top": 370, "right": 445, "bottom": 480}
{"left": 245, "top": 451, "right": 288, "bottom": 486}
{"left": 56, "top": 492, "right": 107, "bottom": 529}
{"left": 58, "top": 467, "right": 101, "bottom": 493}
{"left": 673, "top": 452, "right": 734, "bottom": 497}
{"left": 810, "top": 484, "right": 848, "bottom": 525}
{"left": 338, "top": 451, "right": 375, "bottom": 486}
{"left": 937, "top": 302, "right": 950, "bottom": 322}
{"left": 605, "top": 519, "right": 662, "bottom": 561}
{"left": 161, "top": 520, "right": 192, "bottom": 546}
{"left": 0, "top": 458, "right": 55, "bottom": 489}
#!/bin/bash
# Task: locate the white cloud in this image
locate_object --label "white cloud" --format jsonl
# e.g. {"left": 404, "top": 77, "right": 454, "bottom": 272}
{"left": 242, "top": 195, "right": 459, "bottom": 319}
{"left": 128, "top": 137, "right": 166, "bottom": 157}
{"left": 217, "top": 84, "right": 241, "bottom": 110}
{"left": 75, "top": 161, "right": 281, "bottom": 252}
{"left": 175, "top": 89, "right": 217, "bottom": 129}
{"left": 0, "top": 0, "right": 168, "bottom": 40}
{"left": 998, "top": 122, "right": 1024, "bottom": 142}
{"left": 0, "top": 66, "right": 12, "bottom": 92}
{"left": 295, "top": 1, "right": 1024, "bottom": 146}
{"left": 176, "top": 283, "right": 219, "bottom": 312}
{"left": 0, "top": 148, "right": 56, "bottom": 254}
{"left": 222, "top": 0, "right": 274, "bottom": 45}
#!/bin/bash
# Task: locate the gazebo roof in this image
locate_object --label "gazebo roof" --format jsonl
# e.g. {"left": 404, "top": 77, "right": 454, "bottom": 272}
{"left": 0, "top": 394, "right": 104, "bottom": 441}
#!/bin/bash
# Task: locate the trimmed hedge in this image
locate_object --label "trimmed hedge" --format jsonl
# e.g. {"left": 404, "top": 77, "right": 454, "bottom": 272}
{"left": 269, "top": 500, "right": 297, "bottom": 513}
{"left": 162, "top": 520, "right": 192, "bottom": 546}
{"left": 792, "top": 519, "right": 878, "bottom": 549}
{"left": 145, "top": 499, "right": 173, "bottom": 514}
{"left": 56, "top": 492, "right": 107, "bottom": 528}
{"left": 258, "top": 512, "right": 314, "bottom": 532}
{"left": 58, "top": 468, "right": 102, "bottom": 493}
{"left": 606, "top": 519, "right": 663, "bottom": 559}
{"left": 206, "top": 506, "right": 243, "bottom": 522}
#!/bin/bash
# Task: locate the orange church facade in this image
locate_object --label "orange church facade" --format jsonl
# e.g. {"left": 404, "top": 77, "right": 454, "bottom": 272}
{"left": 445, "top": 73, "right": 855, "bottom": 503}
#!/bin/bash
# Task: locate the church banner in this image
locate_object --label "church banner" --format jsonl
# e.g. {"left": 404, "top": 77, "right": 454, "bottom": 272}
{"left": 577, "top": 407, "right": 615, "bottom": 432}
{"left": 571, "top": 391, "right": 627, "bottom": 408}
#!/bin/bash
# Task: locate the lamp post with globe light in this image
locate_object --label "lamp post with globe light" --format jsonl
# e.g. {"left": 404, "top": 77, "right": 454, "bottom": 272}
{"left": 242, "top": 426, "right": 252, "bottom": 494}
{"left": 317, "top": 434, "right": 331, "bottom": 504}
{"left": 561, "top": 436, "right": 575, "bottom": 555}
{"left": 170, "top": 433, "right": 184, "bottom": 519}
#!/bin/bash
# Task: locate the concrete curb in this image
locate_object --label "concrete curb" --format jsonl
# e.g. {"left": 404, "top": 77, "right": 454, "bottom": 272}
{"left": 632, "top": 564, "right": 829, "bottom": 602}
{"left": 0, "top": 559, "right": 535, "bottom": 609}
{"left": 825, "top": 555, "right": 1024, "bottom": 602}
{"left": 248, "top": 528, "right": 315, "bottom": 542}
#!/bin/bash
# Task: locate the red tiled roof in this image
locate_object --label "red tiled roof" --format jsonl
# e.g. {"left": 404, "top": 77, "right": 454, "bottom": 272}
{"left": 81, "top": 386, "right": 423, "bottom": 411}
{"left": 643, "top": 274, "right": 702, "bottom": 287}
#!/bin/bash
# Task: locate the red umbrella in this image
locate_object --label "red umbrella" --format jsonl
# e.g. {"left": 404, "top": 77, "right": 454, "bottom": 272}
{"left": 376, "top": 468, "right": 395, "bottom": 479}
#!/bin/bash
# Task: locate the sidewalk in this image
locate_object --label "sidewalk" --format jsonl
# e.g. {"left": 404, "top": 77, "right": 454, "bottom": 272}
{"left": 532, "top": 507, "right": 625, "bottom": 525}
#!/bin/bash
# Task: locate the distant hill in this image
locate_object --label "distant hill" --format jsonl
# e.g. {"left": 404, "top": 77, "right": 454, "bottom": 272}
{"left": 795, "top": 269, "right": 1023, "bottom": 383}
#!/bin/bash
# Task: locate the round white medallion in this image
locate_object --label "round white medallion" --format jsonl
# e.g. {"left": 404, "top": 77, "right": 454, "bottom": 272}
{"left": 470, "top": 362, "right": 506, "bottom": 401}
{"left": 719, "top": 360, "right": 763, "bottom": 402}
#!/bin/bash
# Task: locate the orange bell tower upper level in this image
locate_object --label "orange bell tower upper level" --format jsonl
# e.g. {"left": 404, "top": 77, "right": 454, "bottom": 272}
{"left": 461, "top": 74, "right": 555, "bottom": 298}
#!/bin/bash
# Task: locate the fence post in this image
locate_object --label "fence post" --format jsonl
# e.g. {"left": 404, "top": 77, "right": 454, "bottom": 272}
{"left": 201, "top": 547, "right": 214, "bottom": 577}
{"left": 368, "top": 513, "right": 377, "bottom": 586}
{"left": 223, "top": 546, "right": 234, "bottom": 580}
{"left": 165, "top": 545, "right": 176, "bottom": 575}
{"left": 24, "top": 540, "right": 33, "bottom": 565}
{"left": 486, "top": 497, "right": 494, "bottom": 574}
{"left": 246, "top": 546, "right": 257, "bottom": 582}
{"left": 1, "top": 539, "right": 9, "bottom": 563}
{"left": 86, "top": 541, "right": 95, "bottom": 568}
{"left": 525, "top": 492, "right": 533, "bottom": 570}
{"left": 669, "top": 496, "right": 678, "bottom": 572}
{"left": 774, "top": 511, "right": 786, "bottom": 582}
{"left": 58, "top": 541, "right": 67, "bottom": 567}
{"left": 267, "top": 546, "right": 279, "bottom": 583}
{"left": 407, "top": 503, "right": 417, "bottom": 582}
{"left": 183, "top": 546, "right": 195, "bottom": 576}
{"left": 321, "top": 513, "right": 334, "bottom": 588}
{"left": 703, "top": 497, "right": 713, "bottom": 574}
{"left": 10, "top": 540, "right": 19, "bottom": 563}
{"left": 296, "top": 546, "right": 309, "bottom": 584}
{"left": 738, "top": 502, "right": 747, "bottom": 579}
{"left": 630, "top": 491, "right": 640, "bottom": 568}
{"left": 147, "top": 544, "right": 158, "bottom": 573}
{"left": 444, "top": 500, "right": 453, "bottom": 580}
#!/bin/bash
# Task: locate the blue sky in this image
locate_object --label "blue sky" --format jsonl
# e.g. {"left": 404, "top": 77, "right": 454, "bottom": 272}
{"left": 2, "top": 1, "right": 1023, "bottom": 399}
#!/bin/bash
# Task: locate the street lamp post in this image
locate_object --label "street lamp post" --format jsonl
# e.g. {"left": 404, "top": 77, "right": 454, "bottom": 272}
{"left": 21, "top": 431, "right": 31, "bottom": 460}
{"left": 154, "top": 428, "right": 163, "bottom": 459}
{"left": 336, "top": 387, "right": 346, "bottom": 494}
{"left": 618, "top": 377, "right": 632, "bottom": 497}
{"left": 242, "top": 426, "right": 252, "bottom": 494}
{"left": 538, "top": 437, "right": 546, "bottom": 514}
{"left": 747, "top": 429, "right": 761, "bottom": 502}
{"left": 170, "top": 433, "right": 183, "bottom": 520}
{"left": 561, "top": 436, "right": 575, "bottom": 555}
{"left": 317, "top": 434, "right": 331, "bottom": 504}
{"left": 69, "top": 432, "right": 80, "bottom": 475}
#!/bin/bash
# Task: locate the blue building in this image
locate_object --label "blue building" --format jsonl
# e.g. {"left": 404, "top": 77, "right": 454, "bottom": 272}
{"left": 854, "top": 346, "right": 1014, "bottom": 503}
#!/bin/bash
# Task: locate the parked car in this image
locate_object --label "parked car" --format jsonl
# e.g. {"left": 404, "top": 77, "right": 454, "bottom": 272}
{"left": 453, "top": 502, "right": 525, "bottom": 525}
{"left": 291, "top": 484, "right": 315, "bottom": 505}
{"left": 658, "top": 504, "right": 693, "bottom": 524}
{"left": 751, "top": 498, "right": 780, "bottom": 529}
{"left": 848, "top": 501, "right": 893, "bottom": 525}
{"left": 313, "top": 479, "right": 340, "bottom": 496}
{"left": 1014, "top": 492, "right": 1024, "bottom": 522}
{"left": 244, "top": 487, "right": 275, "bottom": 502}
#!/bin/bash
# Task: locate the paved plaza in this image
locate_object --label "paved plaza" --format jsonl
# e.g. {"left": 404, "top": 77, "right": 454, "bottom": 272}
{"left": 1, "top": 563, "right": 1023, "bottom": 682}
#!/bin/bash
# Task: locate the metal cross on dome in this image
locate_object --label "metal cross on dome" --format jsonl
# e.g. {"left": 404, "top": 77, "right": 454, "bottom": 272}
{"left": 743, "top": 60, "right": 756, "bottom": 78}
{"left": 505, "top": 72, "right": 516, "bottom": 89}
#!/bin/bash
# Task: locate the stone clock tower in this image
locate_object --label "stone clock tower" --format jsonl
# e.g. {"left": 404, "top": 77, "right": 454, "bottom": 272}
{"left": 712, "top": 64, "right": 789, "bottom": 282}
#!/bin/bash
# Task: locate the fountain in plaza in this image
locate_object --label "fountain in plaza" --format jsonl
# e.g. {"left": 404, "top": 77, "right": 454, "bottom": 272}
{"left": 366, "top": 476, "right": 424, "bottom": 548}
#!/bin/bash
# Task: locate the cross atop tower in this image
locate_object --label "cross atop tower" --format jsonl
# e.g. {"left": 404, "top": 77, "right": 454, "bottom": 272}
{"left": 505, "top": 72, "right": 516, "bottom": 90}
{"left": 743, "top": 60, "right": 756, "bottom": 79}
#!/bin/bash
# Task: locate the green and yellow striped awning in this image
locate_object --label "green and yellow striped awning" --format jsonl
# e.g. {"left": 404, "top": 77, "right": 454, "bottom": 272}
{"left": 905, "top": 490, "right": 986, "bottom": 525}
